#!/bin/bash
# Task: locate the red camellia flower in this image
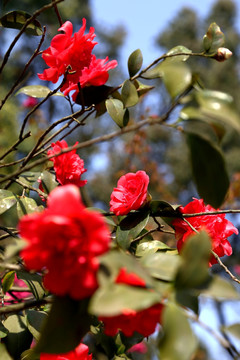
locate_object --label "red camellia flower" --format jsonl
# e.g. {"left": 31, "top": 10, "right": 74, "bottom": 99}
{"left": 40, "top": 343, "right": 92, "bottom": 360}
{"left": 38, "top": 19, "right": 117, "bottom": 101}
{"left": 19, "top": 185, "right": 110, "bottom": 299}
{"left": 172, "top": 198, "right": 238, "bottom": 266}
{"left": 48, "top": 140, "right": 87, "bottom": 187}
{"left": 99, "top": 268, "right": 163, "bottom": 337}
{"left": 110, "top": 171, "right": 150, "bottom": 216}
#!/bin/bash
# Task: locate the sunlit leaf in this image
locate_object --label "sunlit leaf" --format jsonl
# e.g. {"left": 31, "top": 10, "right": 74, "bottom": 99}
{"left": 161, "top": 62, "right": 192, "bottom": 99}
{"left": 140, "top": 252, "right": 180, "bottom": 281}
{"left": 136, "top": 240, "right": 172, "bottom": 256}
{"left": 187, "top": 133, "right": 229, "bottom": 208}
{"left": 39, "top": 171, "right": 58, "bottom": 194}
{"left": 0, "top": 323, "right": 9, "bottom": 339}
{"left": 106, "top": 99, "right": 129, "bottom": 128}
{"left": 0, "top": 343, "right": 13, "bottom": 360}
{"left": 128, "top": 49, "right": 143, "bottom": 77}
{"left": 16, "top": 197, "right": 39, "bottom": 218}
{"left": 0, "top": 190, "right": 17, "bottom": 215}
{"left": 0, "top": 11, "right": 43, "bottom": 36}
{"left": 17, "top": 271, "right": 45, "bottom": 300}
{"left": 16, "top": 85, "right": 63, "bottom": 98}
{"left": 133, "top": 80, "right": 154, "bottom": 97}
{"left": 166, "top": 45, "right": 192, "bottom": 62}
{"left": 121, "top": 80, "right": 139, "bottom": 108}
{"left": 222, "top": 324, "right": 240, "bottom": 340}
{"left": 2, "top": 271, "right": 15, "bottom": 294}
{"left": 203, "top": 22, "right": 225, "bottom": 54}
{"left": 159, "top": 303, "right": 198, "bottom": 360}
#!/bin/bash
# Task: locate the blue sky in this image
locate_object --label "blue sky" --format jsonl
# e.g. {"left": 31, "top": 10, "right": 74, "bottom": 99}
{"left": 91, "top": 0, "right": 238, "bottom": 66}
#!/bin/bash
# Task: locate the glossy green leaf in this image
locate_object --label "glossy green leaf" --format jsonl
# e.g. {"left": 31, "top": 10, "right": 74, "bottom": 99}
{"left": 136, "top": 240, "right": 172, "bottom": 256}
{"left": 202, "top": 275, "right": 240, "bottom": 300}
{"left": 0, "top": 190, "right": 17, "bottom": 215}
{"left": 2, "top": 271, "right": 15, "bottom": 294}
{"left": 16, "top": 197, "right": 39, "bottom": 218}
{"left": 159, "top": 303, "right": 197, "bottom": 360}
{"left": 187, "top": 133, "right": 229, "bottom": 208}
{"left": 106, "top": 99, "right": 129, "bottom": 128}
{"left": 17, "top": 271, "right": 45, "bottom": 300}
{"left": 2, "top": 315, "right": 33, "bottom": 359}
{"left": 39, "top": 171, "right": 58, "bottom": 194}
{"left": 33, "top": 297, "right": 91, "bottom": 354}
{"left": 116, "top": 210, "right": 149, "bottom": 250}
{"left": 133, "top": 80, "right": 154, "bottom": 97}
{"left": 0, "top": 11, "right": 43, "bottom": 36}
{"left": 175, "top": 231, "right": 211, "bottom": 289}
{"left": 161, "top": 62, "right": 192, "bottom": 99}
{"left": 25, "top": 310, "right": 48, "bottom": 340}
{"left": 121, "top": 80, "right": 139, "bottom": 108}
{"left": 140, "top": 252, "right": 180, "bottom": 281}
{"left": 0, "top": 343, "right": 13, "bottom": 360}
{"left": 222, "top": 324, "right": 240, "bottom": 340}
{"left": 0, "top": 323, "right": 9, "bottom": 339}
{"left": 89, "top": 283, "right": 160, "bottom": 317}
{"left": 166, "top": 45, "right": 192, "bottom": 62}
{"left": 16, "top": 85, "right": 63, "bottom": 98}
{"left": 128, "top": 49, "right": 143, "bottom": 77}
{"left": 150, "top": 200, "right": 181, "bottom": 229}
{"left": 203, "top": 22, "right": 225, "bottom": 54}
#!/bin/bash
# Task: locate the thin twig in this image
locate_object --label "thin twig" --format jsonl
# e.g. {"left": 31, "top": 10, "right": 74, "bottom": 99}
{"left": 0, "top": 132, "right": 31, "bottom": 161}
{"left": 13, "top": 178, "right": 48, "bottom": 199}
{"left": 211, "top": 251, "right": 240, "bottom": 285}
{"left": 52, "top": 0, "right": 63, "bottom": 26}
{"left": 0, "top": 296, "right": 53, "bottom": 315}
{"left": 183, "top": 210, "right": 240, "bottom": 217}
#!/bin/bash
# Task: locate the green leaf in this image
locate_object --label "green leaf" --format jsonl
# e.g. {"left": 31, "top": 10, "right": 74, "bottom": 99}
{"left": 17, "top": 271, "right": 45, "bottom": 300}
{"left": 140, "top": 252, "right": 180, "bottom": 281}
{"left": 25, "top": 310, "right": 48, "bottom": 340}
{"left": 175, "top": 231, "right": 211, "bottom": 289}
{"left": 0, "top": 11, "right": 43, "bottom": 36}
{"left": 136, "top": 240, "right": 172, "bottom": 256}
{"left": 106, "top": 99, "right": 129, "bottom": 128}
{"left": 175, "top": 290, "right": 199, "bottom": 314}
{"left": 116, "top": 210, "right": 150, "bottom": 250}
{"left": 187, "top": 133, "right": 229, "bottom": 208}
{"left": 222, "top": 324, "right": 240, "bottom": 340}
{"left": 128, "top": 49, "right": 143, "bottom": 77}
{"left": 0, "top": 343, "right": 13, "bottom": 360}
{"left": 2, "top": 315, "right": 33, "bottom": 359}
{"left": 121, "top": 80, "right": 139, "bottom": 108}
{"left": 202, "top": 275, "right": 240, "bottom": 300}
{"left": 0, "top": 323, "right": 9, "bottom": 339}
{"left": 159, "top": 303, "right": 197, "bottom": 360}
{"left": 39, "top": 171, "right": 58, "bottom": 194}
{"left": 2, "top": 271, "right": 15, "bottom": 294}
{"left": 16, "top": 197, "right": 39, "bottom": 218}
{"left": 133, "top": 80, "right": 154, "bottom": 97}
{"left": 203, "top": 22, "right": 225, "bottom": 54}
{"left": 16, "top": 85, "right": 63, "bottom": 98}
{"left": 166, "top": 45, "right": 192, "bottom": 62}
{"left": 33, "top": 297, "right": 91, "bottom": 354}
{"left": 0, "top": 190, "right": 17, "bottom": 215}
{"left": 89, "top": 283, "right": 160, "bottom": 317}
{"left": 150, "top": 200, "right": 181, "bottom": 228}
{"left": 161, "top": 62, "right": 192, "bottom": 99}
{"left": 75, "top": 85, "right": 113, "bottom": 106}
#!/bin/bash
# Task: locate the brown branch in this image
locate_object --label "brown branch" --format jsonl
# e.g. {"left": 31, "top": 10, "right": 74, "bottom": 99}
{"left": 52, "top": 0, "right": 63, "bottom": 26}
{"left": 0, "top": 296, "right": 53, "bottom": 315}
{"left": 13, "top": 178, "right": 48, "bottom": 199}
{"left": 183, "top": 210, "right": 240, "bottom": 217}
{"left": 212, "top": 251, "right": 240, "bottom": 285}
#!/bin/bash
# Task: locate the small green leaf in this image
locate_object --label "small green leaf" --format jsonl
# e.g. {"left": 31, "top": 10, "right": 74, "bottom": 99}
{"left": 0, "top": 343, "right": 13, "bottom": 360}
{"left": 159, "top": 303, "right": 198, "bottom": 360}
{"left": 133, "top": 80, "right": 154, "bottom": 97}
{"left": 136, "top": 240, "right": 172, "bottom": 256}
{"left": 0, "top": 190, "right": 17, "bottom": 215}
{"left": 17, "top": 271, "right": 45, "bottom": 300}
{"left": 89, "top": 283, "right": 160, "bottom": 317}
{"left": 166, "top": 45, "right": 192, "bottom": 62}
{"left": 106, "top": 99, "right": 129, "bottom": 128}
{"left": 203, "top": 22, "right": 225, "bottom": 54}
{"left": 16, "top": 197, "right": 39, "bottom": 218}
{"left": 222, "top": 324, "right": 240, "bottom": 340}
{"left": 128, "top": 49, "right": 143, "bottom": 77}
{"left": 121, "top": 80, "right": 139, "bottom": 108}
{"left": 187, "top": 133, "right": 229, "bottom": 208}
{"left": 16, "top": 85, "right": 63, "bottom": 98}
{"left": 116, "top": 210, "right": 149, "bottom": 250}
{"left": 33, "top": 297, "right": 91, "bottom": 355}
{"left": 2, "top": 271, "right": 15, "bottom": 294}
{"left": 39, "top": 171, "right": 58, "bottom": 194}
{"left": 0, "top": 11, "right": 43, "bottom": 36}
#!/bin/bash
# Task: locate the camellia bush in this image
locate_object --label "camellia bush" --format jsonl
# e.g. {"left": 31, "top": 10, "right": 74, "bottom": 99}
{"left": 1, "top": 1, "right": 240, "bottom": 360}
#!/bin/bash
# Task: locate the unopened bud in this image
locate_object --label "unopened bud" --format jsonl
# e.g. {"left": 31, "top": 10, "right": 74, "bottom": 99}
{"left": 214, "top": 47, "right": 232, "bottom": 62}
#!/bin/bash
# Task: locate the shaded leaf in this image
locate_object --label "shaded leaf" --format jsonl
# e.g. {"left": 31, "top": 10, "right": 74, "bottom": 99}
{"left": 17, "top": 271, "right": 45, "bottom": 300}
{"left": 116, "top": 210, "right": 149, "bottom": 250}
{"left": 106, "top": 99, "right": 129, "bottom": 128}
{"left": 128, "top": 49, "right": 143, "bottom": 77}
{"left": 175, "top": 290, "right": 199, "bottom": 314}
{"left": 0, "top": 323, "right": 9, "bottom": 339}
{"left": 187, "top": 133, "right": 229, "bottom": 208}
{"left": 2, "top": 271, "right": 15, "bottom": 294}
{"left": 75, "top": 85, "right": 113, "bottom": 106}
{"left": 16, "top": 85, "right": 63, "bottom": 98}
{"left": 25, "top": 310, "right": 48, "bottom": 340}
{"left": 159, "top": 303, "right": 197, "bottom": 360}
{"left": 39, "top": 171, "right": 58, "bottom": 194}
{"left": 203, "top": 22, "right": 225, "bottom": 54}
{"left": 202, "top": 275, "right": 240, "bottom": 300}
{"left": 121, "top": 80, "right": 139, "bottom": 108}
{"left": 33, "top": 297, "right": 91, "bottom": 354}
{"left": 2, "top": 315, "right": 33, "bottom": 359}
{"left": 16, "top": 197, "right": 39, "bottom": 218}
{"left": 0, "top": 190, "right": 17, "bottom": 215}
{"left": 133, "top": 80, "right": 154, "bottom": 97}
{"left": 0, "top": 11, "right": 43, "bottom": 36}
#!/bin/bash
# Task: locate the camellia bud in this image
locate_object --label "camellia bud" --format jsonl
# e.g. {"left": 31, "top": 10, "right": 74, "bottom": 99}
{"left": 214, "top": 47, "right": 232, "bottom": 62}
